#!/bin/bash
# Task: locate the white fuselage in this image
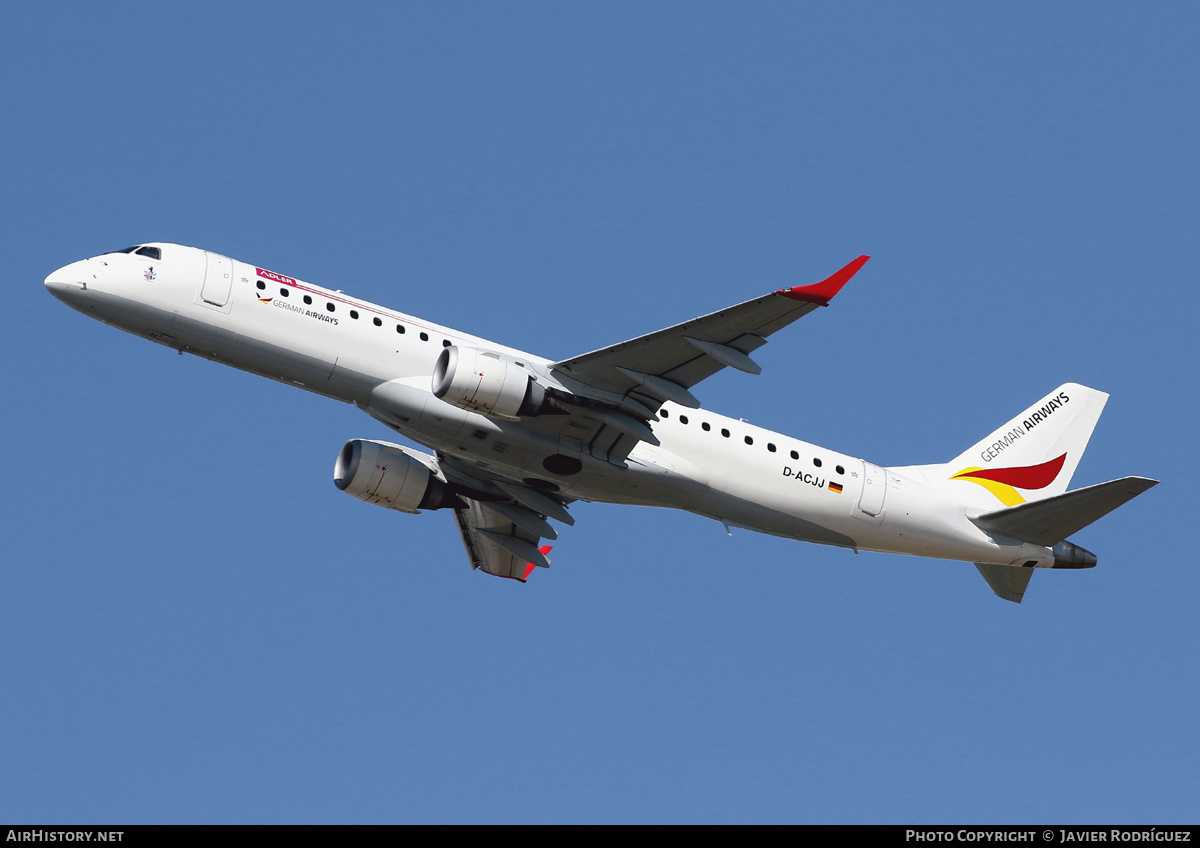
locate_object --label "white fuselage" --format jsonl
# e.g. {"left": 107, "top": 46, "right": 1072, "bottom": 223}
{"left": 45, "top": 244, "right": 1055, "bottom": 569}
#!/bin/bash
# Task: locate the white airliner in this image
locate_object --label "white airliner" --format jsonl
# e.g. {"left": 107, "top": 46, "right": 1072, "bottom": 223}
{"left": 45, "top": 244, "right": 1156, "bottom": 602}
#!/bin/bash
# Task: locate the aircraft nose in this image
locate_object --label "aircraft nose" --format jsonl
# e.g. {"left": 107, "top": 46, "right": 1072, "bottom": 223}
{"left": 44, "top": 261, "right": 91, "bottom": 305}
{"left": 45, "top": 274, "right": 84, "bottom": 304}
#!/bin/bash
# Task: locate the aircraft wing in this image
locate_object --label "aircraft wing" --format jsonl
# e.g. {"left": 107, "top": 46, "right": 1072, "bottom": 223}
{"left": 453, "top": 501, "right": 554, "bottom": 582}
{"left": 551, "top": 256, "right": 868, "bottom": 414}
{"left": 439, "top": 456, "right": 573, "bottom": 582}
{"left": 435, "top": 257, "right": 869, "bottom": 576}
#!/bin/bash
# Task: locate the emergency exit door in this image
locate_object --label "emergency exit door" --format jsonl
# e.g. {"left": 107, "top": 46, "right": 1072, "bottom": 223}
{"left": 858, "top": 462, "right": 887, "bottom": 517}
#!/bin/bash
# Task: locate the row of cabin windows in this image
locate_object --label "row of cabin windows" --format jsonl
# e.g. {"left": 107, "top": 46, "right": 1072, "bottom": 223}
{"left": 660, "top": 408, "right": 845, "bottom": 475}
{"left": 257, "top": 280, "right": 450, "bottom": 345}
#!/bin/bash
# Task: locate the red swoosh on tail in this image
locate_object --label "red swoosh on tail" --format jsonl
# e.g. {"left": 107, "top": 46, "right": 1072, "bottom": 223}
{"left": 953, "top": 453, "right": 1067, "bottom": 490}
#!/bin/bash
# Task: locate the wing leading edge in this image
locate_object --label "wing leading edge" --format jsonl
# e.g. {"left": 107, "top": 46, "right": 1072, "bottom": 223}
{"left": 550, "top": 256, "right": 868, "bottom": 415}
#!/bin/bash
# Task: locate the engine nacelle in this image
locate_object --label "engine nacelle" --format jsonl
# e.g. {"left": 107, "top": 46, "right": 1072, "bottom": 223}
{"left": 432, "top": 345, "right": 545, "bottom": 420}
{"left": 333, "top": 439, "right": 458, "bottom": 514}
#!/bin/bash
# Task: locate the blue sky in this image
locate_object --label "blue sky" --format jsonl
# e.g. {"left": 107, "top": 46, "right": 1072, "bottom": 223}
{"left": 2, "top": 2, "right": 1196, "bottom": 823}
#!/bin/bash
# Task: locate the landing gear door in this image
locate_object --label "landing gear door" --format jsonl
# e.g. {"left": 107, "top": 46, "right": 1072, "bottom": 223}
{"left": 200, "top": 251, "right": 233, "bottom": 307}
{"left": 857, "top": 461, "right": 887, "bottom": 519}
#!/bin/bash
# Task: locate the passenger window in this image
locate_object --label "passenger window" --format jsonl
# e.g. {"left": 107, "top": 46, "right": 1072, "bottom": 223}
{"left": 373, "top": 317, "right": 381, "bottom": 326}
{"left": 790, "top": 450, "right": 799, "bottom": 460}
{"left": 813, "top": 458, "right": 823, "bottom": 468}
{"left": 326, "top": 302, "right": 335, "bottom": 312}
{"left": 721, "top": 428, "right": 730, "bottom": 438}
{"left": 303, "top": 295, "right": 312, "bottom": 305}
{"left": 680, "top": 415, "right": 689, "bottom": 425}
{"left": 396, "top": 324, "right": 405, "bottom": 333}
{"left": 280, "top": 288, "right": 289, "bottom": 298}
{"left": 350, "top": 310, "right": 359, "bottom": 319}
{"left": 256, "top": 281, "right": 265, "bottom": 290}
{"left": 744, "top": 436, "right": 754, "bottom": 445}
{"left": 701, "top": 422, "right": 710, "bottom": 431}
{"left": 420, "top": 332, "right": 429, "bottom": 341}
{"left": 767, "top": 443, "right": 776, "bottom": 452}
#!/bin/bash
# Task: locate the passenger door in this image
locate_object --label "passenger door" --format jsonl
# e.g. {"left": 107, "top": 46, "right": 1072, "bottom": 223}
{"left": 200, "top": 251, "right": 233, "bottom": 307}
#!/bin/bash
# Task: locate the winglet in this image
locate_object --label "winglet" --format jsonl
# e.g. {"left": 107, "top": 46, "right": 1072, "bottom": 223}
{"left": 519, "top": 546, "right": 554, "bottom": 582}
{"left": 777, "top": 255, "right": 869, "bottom": 305}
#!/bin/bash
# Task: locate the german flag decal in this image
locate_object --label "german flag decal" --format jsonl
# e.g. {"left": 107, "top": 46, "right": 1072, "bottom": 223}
{"left": 829, "top": 482, "right": 843, "bottom": 494}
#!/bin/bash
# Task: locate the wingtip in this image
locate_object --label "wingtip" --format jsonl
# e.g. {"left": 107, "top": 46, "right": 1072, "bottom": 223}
{"left": 522, "top": 545, "right": 553, "bottom": 580}
{"left": 777, "top": 255, "right": 870, "bottom": 305}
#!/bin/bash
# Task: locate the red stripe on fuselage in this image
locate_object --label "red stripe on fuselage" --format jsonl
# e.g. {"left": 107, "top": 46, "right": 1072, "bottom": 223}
{"left": 255, "top": 268, "right": 448, "bottom": 338}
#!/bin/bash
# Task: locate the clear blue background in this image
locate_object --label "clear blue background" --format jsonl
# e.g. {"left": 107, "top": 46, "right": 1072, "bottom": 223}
{"left": 2, "top": 2, "right": 1195, "bottom": 823}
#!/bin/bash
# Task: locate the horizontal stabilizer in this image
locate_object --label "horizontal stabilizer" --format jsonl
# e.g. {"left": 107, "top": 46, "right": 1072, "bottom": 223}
{"left": 975, "top": 563, "right": 1035, "bottom": 603}
{"left": 972, "top": 476, "right": 1158, "bottom": 546}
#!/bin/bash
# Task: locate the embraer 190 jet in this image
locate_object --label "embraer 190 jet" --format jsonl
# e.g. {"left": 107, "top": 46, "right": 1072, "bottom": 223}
{"left": 45, "top": 244, "right": 1156, "bottom": 602}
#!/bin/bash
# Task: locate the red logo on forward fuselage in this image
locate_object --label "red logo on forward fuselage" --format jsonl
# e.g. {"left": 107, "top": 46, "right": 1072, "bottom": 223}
{"left": 256, "top": 267, "right": 296, "bottom": 286}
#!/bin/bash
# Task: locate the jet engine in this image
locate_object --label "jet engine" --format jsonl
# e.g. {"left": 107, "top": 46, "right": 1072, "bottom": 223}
{"left": 432, "top": 345, "right": 546, "bottom": 420}
{"left": 333, "top": 439, "right": 460, "bottom": 513}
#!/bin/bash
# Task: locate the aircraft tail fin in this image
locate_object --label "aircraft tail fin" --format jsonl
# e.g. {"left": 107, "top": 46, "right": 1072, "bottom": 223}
{"left": 895, "top": 384, "right": 1155, "bottom": 604}
{"left": 914, "top": 383, "right": 1110, "bottom": 509}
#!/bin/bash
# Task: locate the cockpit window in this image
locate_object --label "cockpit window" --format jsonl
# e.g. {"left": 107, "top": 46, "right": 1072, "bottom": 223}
{"left": 105, "top": 246, "right": 140, "bottom": 255}
{"left": 136, "top": 246, "right": 161, "bottom": 260}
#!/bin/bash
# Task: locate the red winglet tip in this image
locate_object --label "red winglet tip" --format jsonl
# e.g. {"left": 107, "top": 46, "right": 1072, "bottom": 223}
{"left": 777, "top": 255, "right": 870, "bottom": 305}
{"left": 521, "top": 546, "right": 552, "bottom": 581}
